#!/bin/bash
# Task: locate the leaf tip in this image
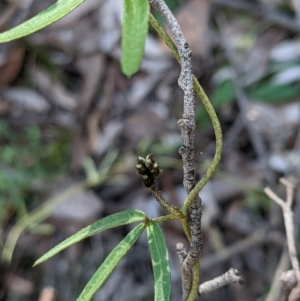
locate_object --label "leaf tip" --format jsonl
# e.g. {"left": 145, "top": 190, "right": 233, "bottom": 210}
{"left": 33, "top": 258, "right": 43, "bottom": 267}
{"left": 121, "top": 64, "right": 136, "bottom": 77}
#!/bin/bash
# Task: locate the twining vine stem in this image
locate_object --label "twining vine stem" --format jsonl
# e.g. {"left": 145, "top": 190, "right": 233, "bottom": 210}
{"left": 148, "top": 1, "right": 222, "bottom": 300}
{"left": 148, "top": 14, "right": 223, "bottom": 216}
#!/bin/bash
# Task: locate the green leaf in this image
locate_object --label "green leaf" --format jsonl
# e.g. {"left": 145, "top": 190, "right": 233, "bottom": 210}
{"left": 76, "top": 223, "right": 146, "bottom": 301}
{"left": 121, "top": 0, "right": 149, "bottom": 76}
{"left": 0, "top": 0, "right": 85, "bottom": 43}
{"left": 34, "top": 210, "right": 146, "bottom": 266}
{"left": 211, "top": 80, "right": 235, "bottom": 108}
{"left": 147, "top": 222, "right": 171, "bottom": 301}
{"left": 249, "top": 82, "right": 300, "bottom": 104}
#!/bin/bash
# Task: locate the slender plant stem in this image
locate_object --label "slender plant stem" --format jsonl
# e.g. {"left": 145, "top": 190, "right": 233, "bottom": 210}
{"left": 2, "top": 181, "right": 88, "bottom": 263}
{"left": 181, "top": 217, "right": 191, "bottom": 241}
{"left": 182, "top": 77, "right": 223, "bottom": 215}
{"left": 150, "top": 184, "right": 181, "bottom": 215}
{"left": 198, "top": 268, "right": 244, "bottom": 295}
{"left": 152, "top": 213, "right": 182, "bottom": 223}
{"left": 149, "top": 13, "right": 180, "bottom": 61}
{"left": 149, "top": 10, "right": 223, "bottom": 301}
{"left": 149, "top": 14, "right": 223, "bottom": 216}
{"left": 191, "top": 262, "right": 200, "bottom": 301}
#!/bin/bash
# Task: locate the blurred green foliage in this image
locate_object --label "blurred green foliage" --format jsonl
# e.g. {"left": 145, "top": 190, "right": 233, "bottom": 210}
{"left": 210, "top": 80, "right": 235, "bottom": 107}
{"left": 270, "top": 59, "right": 300, "bottom": 73}
{"left": 249, "top": 82, "right": 300, "bottom": 104}
{"left": 196, "top": 58, "right": 300, "bottom": 129}
{"left": 137, "top": 136, "right": 181, "bottom": 158}
{"left": 0, "top": 121, "right": 71, "bottom": 222}
{"left": 244, "top": 189, "right": 271, "bottom": 214}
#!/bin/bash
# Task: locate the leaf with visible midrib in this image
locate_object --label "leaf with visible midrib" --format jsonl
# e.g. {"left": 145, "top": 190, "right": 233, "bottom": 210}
{"left": 121, "top": 0, "right": 149, "bottom": 76}
{"left": 147, "top": 222, "right": 171, "bottom": 301}
{"left": 34, "top": 210, "right": 146, "bottom": 266}
{"left": 0, "top": 0, "right": 85, "bottom": 43}
{"left": 76, "top": 223, "right": 146, "bottom": 301}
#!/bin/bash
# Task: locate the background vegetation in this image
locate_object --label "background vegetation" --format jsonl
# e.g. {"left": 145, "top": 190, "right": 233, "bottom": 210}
{"left": 0, "top": 0, "right": 299, "bottom": 300}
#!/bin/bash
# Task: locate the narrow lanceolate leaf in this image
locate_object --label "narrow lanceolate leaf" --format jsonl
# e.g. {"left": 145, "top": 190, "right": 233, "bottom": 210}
{"left": 34, "top": 210, "right": 146, "bottom": 266}
{"left": 147, "top": 222, "right": 171, "bottom": 301}
{"left": 77, "top": 223, "right": 145, "bottom": 301}
{"left": 0, "top": 0, "right": 85, "bottom": 43}
{"left": 121, "top": 0, "right": 149, "bottom": 76}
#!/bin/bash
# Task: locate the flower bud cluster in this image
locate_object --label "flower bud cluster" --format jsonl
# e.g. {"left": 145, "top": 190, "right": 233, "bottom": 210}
{"left": 136, "top": 154, "right": 162, "bottom": 188}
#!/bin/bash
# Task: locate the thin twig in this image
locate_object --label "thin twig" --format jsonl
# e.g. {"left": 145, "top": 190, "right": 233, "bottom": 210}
{"left": 216, "top": 16, "right": 267, "bottom": 161}
{"left": 265, "top": 178, "right": 300, "bottom": 301}
{"left": 198, "top": 268, "right": 243, "bottom": 296}
{"left": 265, "top": 248, "right": 290, "bottom": 301}
{"left": 213, "top": 0, "right": 300, "bottom": 35}
{"left": 201, "top": 227, "right": 270, "bottom": 270}
{"left": 151, "top": 184, "right": 180, "bottom": 215}
{"left": 280, "top": 178, "right": 294, "bottom": 207}
{"left": 153, "top": 214, "right": 182, "bottom": 223}
{"left": 150, "top": 0, "right": 196, "bottom": 196}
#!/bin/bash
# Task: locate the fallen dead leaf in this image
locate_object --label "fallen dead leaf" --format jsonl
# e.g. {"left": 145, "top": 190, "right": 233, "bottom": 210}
{"left": 91, "top": 120, "right": 123, "bottom": 156}
{"left": 52, "top": 189, "right": 104, "bottom": 224}
{"left": 38, "top": 287, "right": 56, "bottom": 301}
{"left": 270, "top": 39, "right": 300, "bottom": 62}
{"left": 124, "top": 104, "right": 167, "bottom": 145}
{"left": 6, "top": 273, "right": 35, "bottom": 297}
{"left": 0, "top": 45, "right": 25, "bottom": 89}
{"left": 29, "top": 67, "right": 77, "bottom": 111}
{"left": 76, "top": 53, "right": 106, "bottom": 114}
{"left": 98, "top": 0, "right": 122, "bottom": 53}
{"left": 173, "top": 0, "right": 212, "bottom": 58}
{"left": 1, "top": 87, "right": 50, "bottom": 113}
